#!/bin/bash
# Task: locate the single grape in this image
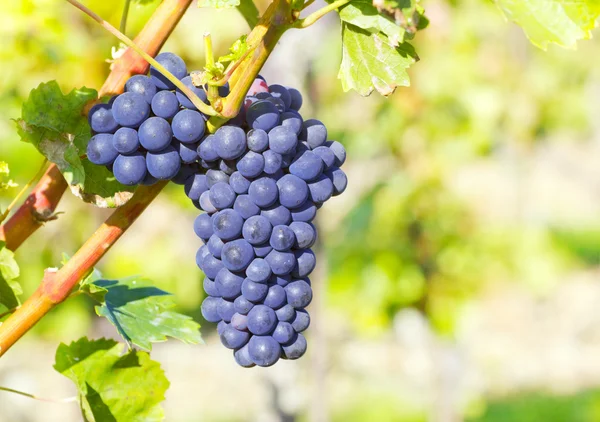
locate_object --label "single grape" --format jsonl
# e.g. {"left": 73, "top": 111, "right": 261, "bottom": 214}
{"left": 281, "top": 111, "right": 303, "bottom": 135}
{"left": 289, "top": 151, "right": 324, "bottom": 181}
{"left": 151, "top": 90, "right": 180, "bottom": 119}
{"left": 176, "top": 75, "right": 209, "bottom": 110}
{"left": 203, "top": 277, "right": 220, "bottom": 297}
{"left": 207, "top": 234, "right": 224, "bottom": 259}
{"left": 246, "top": 101, "right": 280, "bottom": 132}
{"left": 172, "top": 109, "right": 205, "bottom": 143}
{"left": 233, "top": 195, "right": 260, "bottom": 219}
{"left": 215, "top": 268, "right": 244, "bottom": 299}
{"left": 231, "top": 313, "right": 248, "bottom": 331}
{"left": 247, "top": 129, "right": 269, "bottom": 152}
{"left": 229, "top": 171, "right": 251, "bottom": 195}
{"left": 285, "top": 279, "right": 313, "bottom": 308}
{"left": 150, "top": 52, "right": 187, "bottom": 90}
{"left": 312, "top": 145, "right": 335, "bottom": 169}
{"left": 201, "top": 296, "right": 221, "bottom": 323}
{"left": 268, "top": 84, "right": 292, "bottom": 110}
{"left": 272, "top": 322, "right": 295, "bottom": 344}
{"left": 302, "top": 119, "right": 327, "bottom": 149}
{"left": 272, "top": 274, "right": 291, "bottom": 287}
{"left": 217, "top": 320, "right": 228, "bottom": 335}
{"left": 242, "top": 215, "right": 273, "bottom": 245}
{"left": 200, "top": 254, "right": 224, "bottom": 279}
{"left": 175, "top": 140, "right": 200, "bottom": 164}
{"left": 89, "top": 103, "right": 118, "bottom": 133}
{"left": 270, "top": 225, "right": 295, "bottom": 251}
{"left": 217, "top": 298, "right": 236, "bottom": 322}
{"left": 87, "top": 134, "right": 118, "bottom": 165}
{"left": 234, "top": 344, "right": 256, "bottom": 368}
{"left": 242, "top": 278, "right": 269, "bottom": 302}
{"left": 326, "top": 167, "right": 348, "bottom": 196}
{"left": 253, "top": 243, "right": 273, "bottom": 258}
{"left": 268, "top": 126, "right": 297, "bottom": 155}
{"left": 219, "top": 159, "right": 237, "bottom": 176}
{"left": 248, "top": 335, "right": 280, "bottom": 367}
{"left": 263, "top": 150, "right": 283, "bottom": 175}
{"left": 293, "top": 249, "right": 316, "bottom": 277}
{"left": 237, "top": 151, "right": 265, "bottom": 178}
{"left": 212, "top": 209, "right": 244, "bottom": 241}
{"left": 289, "top": 222, "right": 317, "bottom": 249}
{"left": 138, "top": 117, "right": 172, "bottom": 152}
{"left": 206, "top": 169, "right": 230, "bottom": 187}
{"left": 277, "top": 174, "right": 309, "bottom": 209}
{"left": 125, "top": 75, "right": 156, "bottom": 104}
{"left": 308, "top": 174, "right": 334, "bottom": 203}
{"left": 112, "top": 127, "right": 139, "bottom": 155}
{"left": 234, "top": 295, "right": 255, "bottom": 315}
{"left": 146, "top": 145, "right": 181, "bottom": 179}
{"left": 263, "top": 284, "right": 286, "bottom": 309}
{"left": 281, "top": 333, "right": 307, "bottom": 360}
{"left": 290, "top": 201, "right": 317, "bottom": 222}
{"left": 291, "top": 309, "right": 310, "bottom": 332}
{"left": 287, "top": 88, "right": 303, "bottom": 111}
{"left": 246, "top": 258, "right": 272, "bottom": 283}
{"left": 112, "top": 92, "right": 150, "bottom": 128}
{"left": 248, "top": 176, "right": 279, "bottom": 208}
{"left": 198, "top": 134, "right": 219, "bottom": 162}
{"left": 326, "top": 140, "right": 346, "bottom": 166}
{"left": 247, "top": 305, "right": 277, "bottom": 335}
{"left": 275, "top": 304, "right": 296, "bottom": 322}
{"left": 196, "top": 246, "right": 210, "bottom": 266}
{"left": 209, "top": 182, "right": 236, "bottom": 210}
{"left": 199, "top": 191, "right": 218, "bottom": 214}
{"left": 218, "top": 83, "right": 230, "bottom": 97}
{"left": 265, "top": 250, "right": 296, "bottom": 276}
{"left": 222, "top": 239, "right": 254, "bottom": 271}
{"left": 215, "top": 126, "right": 246, "bottom": 160}
{"left": 112, "top": 153, "right": 147, "bottom": 185}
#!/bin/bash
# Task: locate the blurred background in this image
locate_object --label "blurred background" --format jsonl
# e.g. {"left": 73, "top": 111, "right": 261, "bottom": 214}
{"left": 2, "top": 0, "right": 600, "bottom": 421}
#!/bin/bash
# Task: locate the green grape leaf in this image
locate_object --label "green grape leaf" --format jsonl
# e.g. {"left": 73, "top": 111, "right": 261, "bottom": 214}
{"left": 198, "top": 0, "right": 240, "bottom": 8}
{"left": 68, "top": 160, "right": 135, "bottom": 208}
{"left": 495, "top": 0, "right": 600, "bottom": 50}
{"left": 335, "top": 0, "right": 406, "bottom": 45}
{"left": 237, "top": 0, "right": 259, "bottom": 27}
{"left": 16, "top": 82, "right": 134, "bottom": 208}
{"left": 91, "top": 277, "right": 202, "bottom": 350}
{"left": 218, "top": 35, "right": 249, "bottom": 64}
{"left": 54, "top": 337, "right": 169, "bottom": 422}
{"left": 0, "top": 241, "right": 22, "bottom": 313}
{"left": 339, "top": 23, "right": 418, "bottom": 96}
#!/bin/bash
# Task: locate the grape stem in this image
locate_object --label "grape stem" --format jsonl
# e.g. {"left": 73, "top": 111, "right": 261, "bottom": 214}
{"left": 294, "top": 0, "right": 350, "bottom": 28}
{"left": 204, "top": 33, "right": 220, "bottom": 104}
{"left": 0, "top": 386, "right": 77, "bottom": 404}
{"left": 120, "top": 0, "right": 132, "bottom": 34}
{"left": 0, "top": 159, "right": 48, "bottom": 225}
{"left": 66, "top": 0, "right": 219, "bottom": 117}
{"left": 0, "top": 181, "right": 168, "bottom": 357}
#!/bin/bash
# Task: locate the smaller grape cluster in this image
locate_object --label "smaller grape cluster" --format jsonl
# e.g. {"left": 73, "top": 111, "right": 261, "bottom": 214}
{"left": 192, "top": 78, "right": 347, "bottom": 367}
{"left": 86, "top": 52, "right": 214, "bottom": 186}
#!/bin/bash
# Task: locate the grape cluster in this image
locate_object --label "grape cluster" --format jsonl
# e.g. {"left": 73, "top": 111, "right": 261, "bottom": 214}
{"left": 87, "top": 52, "right": 348, "bottom": 367}
{"left": 192, "top": 78, "right": 347, "bottom": 367}
{"left": 86, "top": 52, "right": 214, "bottom": 186}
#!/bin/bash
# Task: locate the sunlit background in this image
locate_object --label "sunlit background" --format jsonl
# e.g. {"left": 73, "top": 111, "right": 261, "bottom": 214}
{"left": 2, "top": 0, "right": 600, "bottom": 421}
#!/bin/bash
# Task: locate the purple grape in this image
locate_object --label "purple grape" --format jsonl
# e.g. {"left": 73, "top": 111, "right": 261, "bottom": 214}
{"left": 150, "top": 52, "right": 187, "bottom": 90}
{"left": 209, "top": 182, "right": 236, "bottom": 210}
{"left": 326, "top": 168, "right": 348, "bottom": 196}
{"left": 268, "top": 84, "right": 292, "bottom": 110}
{"left": 175, "top": 140, "right": 200, "bottom": 164}
{"left": 263, "top": 150, "right": 283, "bottom": 175}
{"left": 215, "top": 126, "right": 246, "bottom": 160}
{"left": 87, "top": 134, "right": 118, "bottom": 165}
{"left": 234, "top": 296, "right": 255, "bottom": 315}
{"left": 212, "top": 209, "right": 244, "bottom": 241}
{"left": 248, "top": 176, "right": 279, "bottom": 208}
{"left": 260, "top": 203, "right": 292, "bottom": 226}
{"left": 247, "top": 129, "right": 269, "bottom": 152}
{"left": 112, "top": 153, "right": 146, "bottom": 185}
{"left": 138, "top": 116, "right": 172, "bottom": 152}
{"left": 290, "top": 201, "right": 317, "bottom": 222}
{"left": 242, "top": 278, "right": 269, "bottom": 302}
{"left": 312, "top": 145, "right": 335, "bottom": 169}
{"left": 266, "top": 96, "right": 286, "bottom": 113}
{"left": 89, "top": 103, "right": 118, "bottom": 133}
{"left": 272, "top": 274, "right": 291, "bottom": 287}
{"left": 326, "top": 140, "right": 346, "bottom": 166}
{"left": 231, "top": 313, "right": 248, "bottom": 331}
{"left": 200, "top": 254, "right": 224, "bottom": 279}
{"left": 219, "top": 159, "right": 237, "bottom": 176}
{"left": 237, "top": 151, "right": 265, "bottom": 178}
{"left": 217, "top": 320, "right": 228, "bottom": 335}
{"left": 217, "top": 298, "right": 236, "bottom": 322}
{"left": 247, "top": 305, "right": 277, "bottom": 335}
{"left": 198, "top": 135, "right": 219, "bottom": 162}
{"left": 263, "top": 284, "right": 286, "bottom": 309}
{"left": 281, "top": 333, "right": 307, "bottom": 360}
{"left": 146, "top": 145, "right": 181, "bottom": 180}
{"left": 265, "top": 250, "right": 296, "bottom": 276}
{"left": 215, "top": 268, "right": 244, "bottom": 299}
{"left": 206, "top": 169, "right": 230, "bottom": 187}
{"left": 172, "top": 109, "right": 205, "bottom": 143}
{"left": 281, "top": 111, "right": 303, "bottom": 135}
{"left": 242, "top": 215, "right": 272, "bottom": 245}
{"left": 253, "top": 243, "right": 273, "bottom": 258}
{"left": 229, "top": 172, "right": 251, "bottom": 195}
{"left": 246, "top": 258, "right": 272, "bottom": 283}
{"left": 275, "top": 304, "right": 296, "bottom": 322}
{"left": 268, "top": 126, "right": 297, "bottom": 155}
{"left": 302, "top": 119, "right": 327, "bottom": 149}
{"left": 277, "top": 174, "right": 309, "bottom": 209}
{"left": 222, "top": 239, "right": 254, "bottom": 271}
{"left": 272, "top": 322, "right": 295, "bottom": 344}
{"left": 151, "top": 90, "right": 179, "bottom": 119}
{"left": 293, "top": 249, "right": 316, "bottom": 277}
{"left": 234, "top": 344, "right": 256, "bottom": 368}
{"left": 185, "top": 174, "right": 208, "bottom": 201}
{"left": 248, "top": 335, "right": 280, "bottom": 367}
{"left": 203, "top": 276, "right": 220, "bottom": 297}
{"left": 201, "top": 296, "right": 221, "bottom": 323}
{"left": 125, "top": 75, "right": 156, "bottom": 104}
{"left": 176, "top": 75, "right": 209, "bottom": 110}
{"left": 194, "top": 213, "right": 213, "bottom": 239}
{"left": 207, "top": 234, "right": 224, "bottom": 259}
{"left": 289, "top": 222, "right": 317, "bottom": 249}
{"left": 285, "top": 279, "right": 312, "bottom": 308}
{"left": 233, "top": 195, "right": 260, "bottom": 219}
{"left": 246, "top": 101, "right": 280, "bottom": 132}
{"left": 112, "top": 92, "right": 150, "bottom": 128}
{"left": 291, "top": 309, "right": 310, "bottom": 332}
{"left": 287, "top": 88, "right": 303, "bottom": 111}
{"left": 112, "top": 127, "right": 139, "bottom": 155}
{"left": 308, "top": 174, "right": 334, "bottom": 203}
{"left": 199, "top": 191, "right": 218, "bottom": 214}
{"left": 270, "top": 225, "right": 295, "bottom": 251}
{"left": 289, "top": 151, "right": 323, "bottom": 181}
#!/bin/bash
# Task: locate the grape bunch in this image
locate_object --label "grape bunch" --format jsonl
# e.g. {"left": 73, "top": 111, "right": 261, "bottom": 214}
{"left": 86, "top": 52, "right": 214, "bottom": 186}
{"left": 192, "top": 78, "right": 347, "bottom": 367}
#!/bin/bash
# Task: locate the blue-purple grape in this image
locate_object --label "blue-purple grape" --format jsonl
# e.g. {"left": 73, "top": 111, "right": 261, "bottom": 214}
{"left": 112, "top": 92, "right": 150, "bottom": 128}
{"left": 87, "top": 134, "right": 118, "bottom": 165}
{"left": 112, "top": 153, "right": 147, "bottom": 186}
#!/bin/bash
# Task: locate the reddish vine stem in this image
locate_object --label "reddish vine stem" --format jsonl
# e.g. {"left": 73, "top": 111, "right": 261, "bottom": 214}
{"left": 0, "top": 181, "right": 168, "bottom": 357}
{"left": 0, "top": 0, "right": 192, "bottom": 252}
